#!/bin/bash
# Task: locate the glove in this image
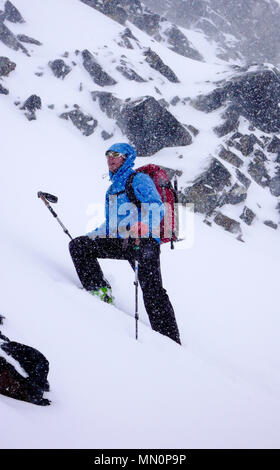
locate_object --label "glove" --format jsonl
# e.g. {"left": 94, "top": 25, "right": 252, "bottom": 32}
{"left": 130, "top": 222, "right": 149, "bottom": 238}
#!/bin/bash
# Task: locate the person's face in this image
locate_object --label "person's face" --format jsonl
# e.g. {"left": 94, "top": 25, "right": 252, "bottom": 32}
{"left": 106, "top": 152, "right": 126, "bottom": 173}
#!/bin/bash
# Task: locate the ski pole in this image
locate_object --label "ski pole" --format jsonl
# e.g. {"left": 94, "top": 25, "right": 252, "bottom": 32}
{"left": 134, "top": 238, "right": 140, "bottom": 340}
{"left": 37, "top": 191, "right": 73, "bottom": 240}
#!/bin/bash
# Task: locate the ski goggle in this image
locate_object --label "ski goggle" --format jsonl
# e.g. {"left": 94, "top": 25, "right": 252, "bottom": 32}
{"left": 105, "top": 150, "right": 127, "bottom": 159}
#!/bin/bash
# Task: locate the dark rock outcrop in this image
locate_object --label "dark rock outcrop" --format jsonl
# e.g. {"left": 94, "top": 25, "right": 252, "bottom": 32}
{"left": 248, "top": 158, "right": 270, "bottom": 187}
{"left": 143, "top": 0, "right": 280, "bottom": 65}
{"left": 82, "top": 49, "right": 117, "bottom": 86}
{"left": 103, "top": 0, "right": 128, "bottom": 24}
{"left": 91, "top": 91, "right": 122, "bottom": 119}
{"left": 214, "top": 114, "right": 239, "bottom": 137}
{"left": 234, "top": 134, "right": 256, "bottom": 156}
{"left": 4, "top": 1, "right": 24, "bottom": 23}
{"left": 0, "top": 21, "right": 29, "bottom": 55}
{"left": 163, "top": 24, "right": 203, "bottom": 61}
{"left": 80, "top": 0, "right": 127, "bottom": 24}
{"left": 117, "top": 96, "right": 192, "bottom": 156}
{"left": 219, "top": 146, "right": 243, "bottom": 168}
{"left": 263, "top": 220, "right": 278, "bottom": 229}
{"left": 240, "top": 206, "right": 256, "bottom": 225}
{"left": 132, "top": 9, "right": 161, "bottom": 35}
{"left": 158, "top": 98, "right": 169, "bottom": 108}
{"left": 0, "top": 83, "right": 9, "bottom": 94}
{"left": 236, "top": 169, "right": 251, "bottom": 190}
{"left": 193, "top": 68, "right": 280, "bottom": 133}
{"left": 269, "top": 176, "right": 280, "bottom": 197}
{"left": 116, "top": 63, "right": 145, "bottom": 82}
{"left": 144, "top": 48, "right": 179, "bottom": 83}
{"left": 22, "top": 94, "right": 42, "bottom": 112}
{"left": 49, "top": 59, "right": 72, "bottom": 79}
{"left": 60, "top": 109, "right": 98, "bottom": 136}
{"left": 0, "top": 56, "right": 16, "bottom": 76}
{"left": 226, "top": 183, "right": 247, "bottom": 205}
{"left": 17, "top": 34, "right": 42, "bottom": 46}
{"left": 101, "top": 130, "right": 113, "bottom": 140}
{"left": 21, "top": 94, "right": 42, "bottom": 121}
{"left": 118, "top": 28, "right": 139, "bottom": 49}
{"left": 267, "top": 136, "right": 280, "bottom": 154}
{"left": 183, "top": 159, "right": 231, "bottom": 213}
{"left": 187, "top": 125, "right": 199, "bottom": 136}
{"left": 170, "top": 96, "right": 180, "bottom": 106}
{"left": 214, "top": 212, "right": 241, "bottom": 234}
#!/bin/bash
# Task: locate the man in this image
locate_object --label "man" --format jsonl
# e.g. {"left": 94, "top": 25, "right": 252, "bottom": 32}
{"left": 69, "top": 143, "right": 181, "bottom": 344}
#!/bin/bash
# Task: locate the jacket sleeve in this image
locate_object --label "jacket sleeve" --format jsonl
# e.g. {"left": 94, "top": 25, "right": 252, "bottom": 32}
{"left": 131, "top": 173, "right": 165, "bottom": 234}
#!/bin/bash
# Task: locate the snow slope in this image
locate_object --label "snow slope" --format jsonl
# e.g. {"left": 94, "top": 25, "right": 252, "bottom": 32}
{"left": 0, "top": 0, "right": 280, "bottom": 449}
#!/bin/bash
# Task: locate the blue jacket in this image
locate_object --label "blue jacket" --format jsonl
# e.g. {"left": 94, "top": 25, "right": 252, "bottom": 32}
{"left": 87, "top": 143, "right": 165, "bottom": 243}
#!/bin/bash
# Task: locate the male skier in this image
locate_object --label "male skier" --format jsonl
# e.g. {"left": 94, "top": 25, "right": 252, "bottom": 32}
{"left": 69, "top": 143, "right": 181, "bottom": 344}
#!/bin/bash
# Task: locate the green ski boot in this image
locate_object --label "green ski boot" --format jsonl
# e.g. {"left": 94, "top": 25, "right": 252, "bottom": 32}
{"left": 90, "top": 286, "right": 114, "bottom": 304}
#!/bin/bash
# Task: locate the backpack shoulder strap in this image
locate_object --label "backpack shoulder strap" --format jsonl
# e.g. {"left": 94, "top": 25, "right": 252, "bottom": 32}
{"left": 125, "top": 172, "right": 141, "bottom": 209}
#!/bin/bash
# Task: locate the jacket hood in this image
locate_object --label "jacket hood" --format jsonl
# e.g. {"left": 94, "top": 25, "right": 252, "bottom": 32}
{"left": 107, "top": 143, "right": 137, "bottom": 184}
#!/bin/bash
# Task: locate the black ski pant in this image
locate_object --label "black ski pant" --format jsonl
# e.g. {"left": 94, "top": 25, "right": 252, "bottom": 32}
{"left": 69, "top": 236, "right": 181, "bottom": 344}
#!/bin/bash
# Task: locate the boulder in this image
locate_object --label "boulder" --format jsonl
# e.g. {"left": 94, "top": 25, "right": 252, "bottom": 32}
{"left": 237, "top": 134, "right": 256, "bottom": 156}
{"left": 4, "top": 1, "right": 24, "bottom": 23}
{"left": 17, "top": 34, "right": 42, "bottom": 46}
{"left": 103, "top": 0, "right": 128, "bottom": 25}
{"left": 267, "top": 135, "right": 280, "bottom": 153}
{"left": 214, "top": 212, "right": 241, "bottom": 234}
{"left": 214, "top": 114, "right": 239, "bottom": 137}
{"left": 269, "top": 177, "right": 280, "bottom": 197}
{"left": 248, "top": 158, "right": 270, "bottom": 187}
{"left": 101, "top": 130, "right": 113, "bottom": 140}
{"left": 81, "top": 0, "right": 128, "bottom": 24}
{"left": 82, "top": 49, "right": 117, "bottom": 86}
{"left": 132, "top": 10, "right": 161, "bottom": 35}
{"left": 144, "top": 48, "right": 179, "bottom": 83}
{"left": 22, "top": 94, "right": 42, "bottom": 112}
{"left": 118, "top": 28, "right": 138, "bottom": 49}
{"left": 164, "top": 24, "right": 203, "bottom": 61}
{"left": 116, "top": 95, "right": 192, "bottom": 156}
{"left": 158, "top": 98, "right": 169, "bottom": 108}
{"left": 192, "top": 68, "right": 280, "bottom": 132}
{"left": 226, "top": 183, "right": 247, "bottom": 205}
{"left": 183, "top": 159, "right": 231, "bottom": 214}
{"left": 0, "top": 56, "right": 16, "bottom": 76}
{"left": 215, "top": 105, "right": 240, "bottom": 138}
{"left": 235, "top": 169, "right": 251, "bottom": 189}
{"left": 91, "top": 91, "right": 122, "bottom": 119}
{"left": 240, "top": 206, "right": 256, "bottom": 225}
{"left": 219, "top": 146, "right": 243, "bottom": 168}
{"left": 116, "top": 63, "right": 145, "bottom": 82}
{"left": 254, "top": 149, "right": 267, "bottom": 161}
{"left": 60, "top": 109, "right": 98, "bottom": 136}
{"left": 192, "top": 87, "right": 228, "bottom": 113}
{"left": 170, "top": 96, "right": 180, "bottom": 106}
{"left": 49, "top": 59, "right": 72, "bottom": 79}
{"left": 187, "top": 125, "right": 199, "bottom": 136}
{"left": 0, "top": 83, "right": 8, "bottom": 94}
{"left": 0, "top": 21, "right": 29, "bottom": 55}
{"left": 263, "top": 220, "right": 278, "bottom": 230}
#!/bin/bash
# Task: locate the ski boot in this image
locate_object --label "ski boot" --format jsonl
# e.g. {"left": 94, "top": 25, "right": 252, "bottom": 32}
{"left": 90, "top": 286, "right": 114, "bottom": 305}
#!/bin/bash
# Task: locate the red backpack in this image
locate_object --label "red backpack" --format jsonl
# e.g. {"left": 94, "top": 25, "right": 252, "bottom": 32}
{"left": 125, "top": 164, "right": 178, "bottom": 247}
